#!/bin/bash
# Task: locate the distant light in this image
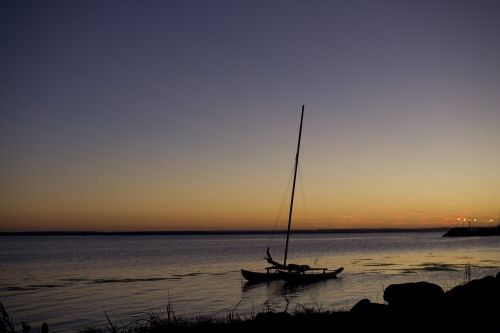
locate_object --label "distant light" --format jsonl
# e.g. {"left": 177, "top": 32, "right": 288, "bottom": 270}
{"left": 490, "top": 219, "right": 494, "bottom": 223}
{"left": 474, "top": 219, "right": 477, "bottom": 222}
{"left": 457, "top": 218, "right": 460, "bottom": 221}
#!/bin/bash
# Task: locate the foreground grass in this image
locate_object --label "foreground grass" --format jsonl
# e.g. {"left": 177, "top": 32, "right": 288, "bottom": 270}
{"left": 1, "top": 301, "right": 338, "bottom": 333}
{"left": 80, "top": 304, "right": 346, "bottom": 333}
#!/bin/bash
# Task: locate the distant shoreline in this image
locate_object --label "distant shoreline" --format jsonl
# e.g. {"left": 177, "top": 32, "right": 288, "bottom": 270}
{"left": 0, "top": 227, "right": 448, "bottom": 236}
{"left": 442, "top": 226, "right": 500, "bottom": 237}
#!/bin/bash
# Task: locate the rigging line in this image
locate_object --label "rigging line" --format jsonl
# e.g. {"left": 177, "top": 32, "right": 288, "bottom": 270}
{"left": 267, "top": 162, "right": 296, "bottom": 249}
{"left": 268, "top": 163, "right": 295, "bottom": 245}
{"left": 298, "top": 163, "right": 309, "bottom": 228}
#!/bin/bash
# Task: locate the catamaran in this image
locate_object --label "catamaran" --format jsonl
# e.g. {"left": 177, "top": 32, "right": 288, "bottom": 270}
{"left": 241, "top": 105, "right": 344, "bottom": 284}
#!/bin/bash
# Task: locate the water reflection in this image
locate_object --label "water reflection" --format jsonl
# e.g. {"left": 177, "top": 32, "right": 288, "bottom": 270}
{"left": 240, "top": 276, "right": 346, "bottom": 314}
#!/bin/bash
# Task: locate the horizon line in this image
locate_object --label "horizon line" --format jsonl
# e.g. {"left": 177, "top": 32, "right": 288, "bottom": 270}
{"left": 0, "top": 227, "right": 453, "bottom": 236}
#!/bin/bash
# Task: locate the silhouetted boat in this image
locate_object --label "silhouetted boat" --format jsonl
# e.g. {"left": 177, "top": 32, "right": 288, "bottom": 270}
{"left": 241, "top": 105, "right": 343, "bottom": 284}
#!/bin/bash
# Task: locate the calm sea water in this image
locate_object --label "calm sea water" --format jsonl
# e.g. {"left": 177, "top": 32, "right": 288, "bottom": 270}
{"left": 1, "top": 231, "right": 499, "bottom": 332}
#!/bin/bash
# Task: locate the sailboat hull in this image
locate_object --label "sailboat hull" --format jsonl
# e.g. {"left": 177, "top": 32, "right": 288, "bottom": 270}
{"left": 278, "top": 267, "right": 344, "bottom": 284}
{"left": 241, "top": 269, "right": 281, "bottom": 283}
{"left": 241, "top": 267, "right": 344, "bottom": 284}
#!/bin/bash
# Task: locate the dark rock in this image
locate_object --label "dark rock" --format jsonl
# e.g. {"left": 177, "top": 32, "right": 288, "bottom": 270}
{"left": 384, "top": 281, "right": 444, "bottom": 309}
{"left": 21, "top": 322, "right": 30, "bottom": 333}
{"left": 350, "top": 298, "right": 388, "bottom": 316}
{"left": 41, "top": 322, "right": 49, "bottom": 333}
{"left": 496, "top": 271, "right": 500, "bottom": 279}
{"left": 441, "top": 275, "right": 500, "bottom": 330}
{"left": 350, "top": 298, "right": 371, "bottom": 312}
{"left": 445, "top": 275, "right": 500, "bottom": 315}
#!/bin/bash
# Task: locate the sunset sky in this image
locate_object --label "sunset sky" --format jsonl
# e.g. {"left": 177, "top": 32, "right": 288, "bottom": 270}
{"left": 1, "top": 1, "right": 499, "bottom": 231}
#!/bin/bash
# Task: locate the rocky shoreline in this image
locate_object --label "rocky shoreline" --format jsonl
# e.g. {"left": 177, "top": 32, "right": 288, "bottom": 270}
{"left": 349, "top": 272, "right": 500, "bottom": 331}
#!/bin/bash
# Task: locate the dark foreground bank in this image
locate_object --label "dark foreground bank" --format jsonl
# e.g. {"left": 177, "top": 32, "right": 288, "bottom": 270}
{"left": 2, "top": 272, "right": 499, "bottom": 332}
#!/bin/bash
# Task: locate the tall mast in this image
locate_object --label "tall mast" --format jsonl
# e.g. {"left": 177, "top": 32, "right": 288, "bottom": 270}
{"left": 283, "top": 105, "right": 305, "bottom": 266}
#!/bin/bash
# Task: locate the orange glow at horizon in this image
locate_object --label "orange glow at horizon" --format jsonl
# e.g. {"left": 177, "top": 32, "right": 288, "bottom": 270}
{"left": 1, "top": 157, "right": 498, "bottom": 232}
{"left": 1, "top": 109, "right": 499, "bottom": 232}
